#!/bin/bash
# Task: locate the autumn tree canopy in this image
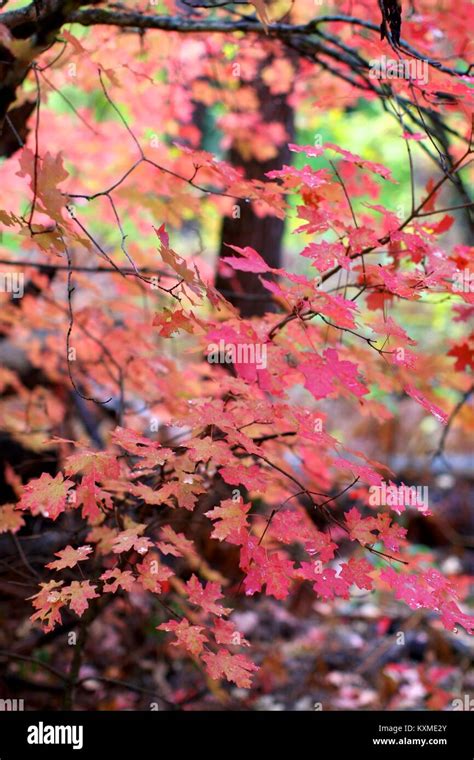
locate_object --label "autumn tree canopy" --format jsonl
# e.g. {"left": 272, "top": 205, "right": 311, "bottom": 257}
{"left": 0, "top": 0, "right": 473, "bottom": 710}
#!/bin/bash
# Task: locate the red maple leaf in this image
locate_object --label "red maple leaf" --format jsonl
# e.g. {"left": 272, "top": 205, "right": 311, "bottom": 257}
{"left": 221, "top": 244, "right": 271, "bottom": 273}
{"left": 29, "top": 580, "right": 65, "bottom": 632}
{"left": 101, "top": 567, "right": 135, "bottom": 593}
{"left": 375, "top": 513, "right": 407, "bottom": 552}
{"left": 63, "top": 580, "right": 99, "bottom": 617}
{"left": 76, "top": 473, "right": 113, "bottom": 522}
{"left": 136, "top": 554, "right": 174, "bottom": 593}
{"left": 345, "top": 507, "right": 378, "bottom": 545}
{"left": 297, "top": 563, "right": 350, "bottom": 600}
{"left": 339, "top": 557, "right": 374, "bottom": 590}
{"left": 243, "top": 550, "right": 295, "bottom": 600}
{"left": 153, "top": 308, "right": 196, "bottom": 337}
{"left": 157, "top": 526, "right": 198, "bottom": 561}
{"left": 0, "top": 504, "right": 24, "bottom": 534}
{"left": 404, "top": 384, "right": 448, "bottom": 424}
{"left": 212, "top": 618, "right": 249, "bottom": 647}
{"left": 185, "top": 575, "right": 231, "bottom": 617}
{"left": 18, "top": 472, "right": 74, "bottom": 520}
{"left": 448, "top": 340, "right": 474, "bottom": 372}
{"left": 202, "top": 648, "right": 258, "bottom": 688}
{"left": 219, "top": 463, "right": 270, "bottom": 491}
{"left": 270, "top": 509, "right": 337, "bottom": 561}
{"left": 111, "top": 427, "right": 172, "bottom": 467}
{"left": 64, "top": 449, "right": 120, "bottom": 480}
{"left": 158, "top": 618, "right": 208, "bottom": 656}
{"left": 46, "top": 545, "right": 92, "bottom": 571}
{"left": 112, "top": 528, "right": 153, "bottom": 555}
{"left": 205, "top": 498, "right": 251, "bottom": 543}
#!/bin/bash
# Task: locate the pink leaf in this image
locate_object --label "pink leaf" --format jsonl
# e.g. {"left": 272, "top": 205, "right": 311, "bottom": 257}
{"left": 203, "top": 648, "right": 258, "bottom": 688}
{"left": 47, "top": 545, "right": 92, "bottom": 571}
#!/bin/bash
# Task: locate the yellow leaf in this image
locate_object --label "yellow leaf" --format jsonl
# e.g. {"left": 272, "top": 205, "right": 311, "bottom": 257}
{"left": 250, "top": 0, "right": 271, "bottom": 32}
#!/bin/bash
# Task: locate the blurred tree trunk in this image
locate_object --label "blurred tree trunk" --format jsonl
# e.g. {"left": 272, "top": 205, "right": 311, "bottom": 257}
{"left": 215, "top": 59, "right": 294, "bottom": 317}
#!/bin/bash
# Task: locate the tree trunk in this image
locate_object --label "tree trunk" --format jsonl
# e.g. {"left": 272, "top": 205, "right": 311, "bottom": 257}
{"left": 215, "top": 60, "right": 294, "bottom": 317}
